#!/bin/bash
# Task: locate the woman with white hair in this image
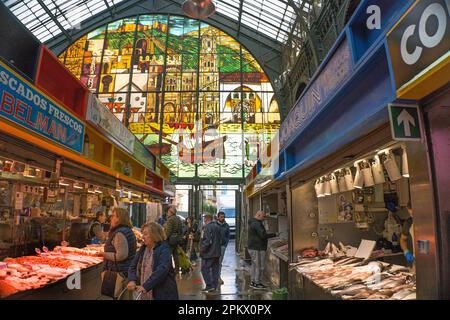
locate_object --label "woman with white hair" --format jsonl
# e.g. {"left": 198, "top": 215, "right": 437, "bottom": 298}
{"left": 127, "top": 222, "right": 179, "bottom": 300}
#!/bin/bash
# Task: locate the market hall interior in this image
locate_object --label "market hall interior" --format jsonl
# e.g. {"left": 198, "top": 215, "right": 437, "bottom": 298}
{"left": 1, "top": 0, "right": 450, "bottom": 301}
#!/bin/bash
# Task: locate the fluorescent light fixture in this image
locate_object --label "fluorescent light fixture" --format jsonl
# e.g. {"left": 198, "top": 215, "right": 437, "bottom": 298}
{"left": 59, "top": 179, "right": 70, "bottom": 186}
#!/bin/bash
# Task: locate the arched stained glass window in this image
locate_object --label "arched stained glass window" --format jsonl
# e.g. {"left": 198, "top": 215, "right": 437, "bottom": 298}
{"left": 59, "top": 15, "right": 280, "bottom": 180}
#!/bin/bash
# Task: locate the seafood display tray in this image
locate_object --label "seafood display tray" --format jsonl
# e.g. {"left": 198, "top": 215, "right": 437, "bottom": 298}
{"left": 291, "top": 257, "right": 416, "bottom": 300}
{"left": 4, "top": 263, "right": 103, "bottom": 300}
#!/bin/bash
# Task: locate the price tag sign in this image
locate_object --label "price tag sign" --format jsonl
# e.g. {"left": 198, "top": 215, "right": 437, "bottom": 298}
{"left": 15, "top": 192, "right": 24, "bottom": 210}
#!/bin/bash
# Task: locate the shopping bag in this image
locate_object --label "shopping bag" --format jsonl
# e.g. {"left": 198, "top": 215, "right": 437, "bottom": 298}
{"left": 101, "top": 270, "right": 126, "bottom": 299}
{"left": 177, "top": 246, "right": 192, "bottom": 272}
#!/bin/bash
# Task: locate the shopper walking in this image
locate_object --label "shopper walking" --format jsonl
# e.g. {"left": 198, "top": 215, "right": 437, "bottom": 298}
{"left": 182, "top": 216, "right": 200, "bottom": 264}
{"left": 100, "top": 208, "right": 137, "bottom": 297}
{"left": 164, "top": 205, "right": 183, "bottom": 273}
{"left": 247, "top": 210, "right": 276, "bottom": 289}
{"left": 215, "top": 211, "right": 230, "bottom": 285}
{"left": 127, "top": 222, "right": 179, "bottom": 300}
{"left": 200, "top": 214, "right": 222, "bottom": 292}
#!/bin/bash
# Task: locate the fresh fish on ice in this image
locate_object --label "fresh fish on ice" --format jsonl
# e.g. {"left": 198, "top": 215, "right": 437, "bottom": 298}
{"left": 366, "top": 293, "right": 390, "bottom": 300}
{"left": 390, "top": 288, "right": 415, "bottom": 300}
{"left": 402, "top": 292, "right": 416, "bottom": 300}
{"left": 332, "top": 284, "right": 367, "bottom": 296}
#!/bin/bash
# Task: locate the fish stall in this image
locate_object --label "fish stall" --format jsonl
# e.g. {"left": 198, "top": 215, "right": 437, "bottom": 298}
{"left": 0, "top": 245, "right": 104, "bottom": 299}
{"left": 290, "top": 245, "right": 416, "bottom": 300}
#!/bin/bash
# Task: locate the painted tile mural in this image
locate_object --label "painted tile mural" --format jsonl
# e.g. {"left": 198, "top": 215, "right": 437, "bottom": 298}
{"left": 60, "top": 15, "right": 279, "bottom": 179}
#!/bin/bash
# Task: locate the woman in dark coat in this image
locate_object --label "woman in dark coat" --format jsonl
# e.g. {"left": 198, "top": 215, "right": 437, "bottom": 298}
{"left": 182, "top": 216, "right": 200, "bottom": 262}
{"left": 127, "top": 222, "right": 179, "bottom": 300}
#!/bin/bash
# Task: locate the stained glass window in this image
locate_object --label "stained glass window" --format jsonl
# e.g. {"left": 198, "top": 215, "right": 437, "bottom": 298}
{"left": 60, "top": 15, "right": 279, "bottom": 180}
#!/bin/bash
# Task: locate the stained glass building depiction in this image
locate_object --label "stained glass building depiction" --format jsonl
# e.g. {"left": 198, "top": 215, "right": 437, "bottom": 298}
{"left": 59, "top": 15, "right": 280, "bottom": 180}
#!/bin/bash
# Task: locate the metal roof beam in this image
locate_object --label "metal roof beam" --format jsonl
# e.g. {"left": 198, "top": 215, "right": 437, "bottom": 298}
{"left": 236, "top": 0, "right": 244, "bottom": 37}
{"left": 103, "top": 0, "right": 115, "bottom": 19}
{"left": 36, "top": 0, "right": 72, "bottom": 41}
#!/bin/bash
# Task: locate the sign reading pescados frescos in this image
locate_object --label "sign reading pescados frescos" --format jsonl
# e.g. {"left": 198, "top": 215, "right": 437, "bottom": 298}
{"left": 280, "top": 39, "right": 353, "bottom": 148}
{"left": 0, "top": 61, "right": 85, "bottom": 153}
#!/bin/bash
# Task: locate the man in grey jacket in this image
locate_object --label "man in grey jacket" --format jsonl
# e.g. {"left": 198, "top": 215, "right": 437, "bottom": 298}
{"left": 200, "top": 214, "right": 222, "bottom": 292}
{"left": 247, "top": 210, "right": 276, "bottom": 289}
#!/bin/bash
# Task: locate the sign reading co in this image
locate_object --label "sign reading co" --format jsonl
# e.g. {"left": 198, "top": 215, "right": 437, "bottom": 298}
{"left": 388, "top": 104, "right": 422, "bottom": 141}
{"left": 387, "top": 0, "right": 450, "bottom": 90}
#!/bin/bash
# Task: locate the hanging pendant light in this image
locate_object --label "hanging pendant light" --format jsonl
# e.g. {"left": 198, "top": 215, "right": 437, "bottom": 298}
{"left": 323, "top": 177, "right": 332, "bottom": 196}
{"left": 330, "top": 173, "right": 339, "bottom": 194}
{"left": 383, "top": 150, "right": 402, "bottom": 182}
{"left": 315, "top": 179, "right": 325, "bottom": 198}
{"left": 344, "top": 168, "right": 354, "bottom": 191}
{"left": 337, "top": 170, "right": 347, "bottom": 192}
{"left": 182, "top": 0, "right": 216, "bottom": 19}
{"left": 353, "top": 161, "right": 364, "bottom": 189}
{"left": 361, "top": 160, "right": 375, "bottom": 187}
{"left": 401, "top": 145, "right": 409, "bottom": 178}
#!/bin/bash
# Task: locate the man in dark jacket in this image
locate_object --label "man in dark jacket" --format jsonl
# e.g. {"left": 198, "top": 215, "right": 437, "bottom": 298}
{"left": 200, "top": 214, "right": 222, "bottom": 292}
{"left": 216, "top": 211, "right": 230, "bottom": 285}
{"left": 247, "top": 210, "right": 276, "bottom": 289}
{"left": 164, "top": 205, "right": 183, "bottom": 273}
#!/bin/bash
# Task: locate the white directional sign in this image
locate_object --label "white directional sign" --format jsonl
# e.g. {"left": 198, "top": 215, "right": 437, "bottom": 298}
{"left": 388, "top": 104, "right": 422, "bottom": 141}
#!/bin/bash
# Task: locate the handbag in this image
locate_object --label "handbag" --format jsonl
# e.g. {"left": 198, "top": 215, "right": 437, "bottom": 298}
{"left": 101, "top": 253, "right": 126, "bottom": 299}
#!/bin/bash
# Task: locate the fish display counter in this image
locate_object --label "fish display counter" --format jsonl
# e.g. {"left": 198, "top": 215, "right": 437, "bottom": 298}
{"left": 267, "top": 238, "right": 289, "bottom": 288}
{"left": 291, "top": 257, "right": 416, "bottom": 300}
{"left": 0, "top": 245, "right": 104, "bottom": 299}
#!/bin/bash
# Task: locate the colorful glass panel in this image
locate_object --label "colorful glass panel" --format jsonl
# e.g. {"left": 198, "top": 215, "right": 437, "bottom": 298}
{"left": 60, "top": 15, "right": 279, "bottom": 180}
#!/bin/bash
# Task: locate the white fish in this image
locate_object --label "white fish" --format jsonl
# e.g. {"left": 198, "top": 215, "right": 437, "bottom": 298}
{"left": 366, "top": 293, "right": 390, "bottom": 300}
{"left": 402, "top": 292, "right": 416, "bottom": 300}
{"left": 332, "top": 284, "right": 367, "bottom": 296}
{"left": 390, "top": 288, "right": 415, "bottom": 300}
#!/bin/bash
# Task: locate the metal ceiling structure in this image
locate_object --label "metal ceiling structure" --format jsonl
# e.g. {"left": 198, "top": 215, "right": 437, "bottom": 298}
{"left": 1, "top": 1, "right": 321, "bottom": 79}
{"left": 1, "top": 0, "right": 356, "bottom": 119}
{"left": 2, "top": 0, "right": 317, "bottom": 44}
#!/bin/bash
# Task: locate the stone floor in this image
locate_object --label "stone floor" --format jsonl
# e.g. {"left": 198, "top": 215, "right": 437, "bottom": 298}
{"left": 177, "top": 240, "right": 274, "bottom": 300}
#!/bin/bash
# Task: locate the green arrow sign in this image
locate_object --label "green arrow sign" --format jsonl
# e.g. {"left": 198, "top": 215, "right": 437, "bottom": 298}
{"left": 388, "top": 104, "right": 422, "bottom": 141}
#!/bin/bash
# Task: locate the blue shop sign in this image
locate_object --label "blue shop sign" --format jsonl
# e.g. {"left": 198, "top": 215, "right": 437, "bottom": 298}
{"left": 0, "top": 61, "right": 85, "bottom": 153}
{"left": 280, "top": 39, "right": 353, "bottom": 148}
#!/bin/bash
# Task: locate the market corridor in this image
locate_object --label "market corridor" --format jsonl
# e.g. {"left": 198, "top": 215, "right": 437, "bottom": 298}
{"left": 177, "top": 241, "right": 273, "bottom": 300}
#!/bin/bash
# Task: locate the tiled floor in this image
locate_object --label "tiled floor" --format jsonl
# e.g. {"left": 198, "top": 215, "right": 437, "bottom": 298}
{"left": 177, "top": 241, "right": 273, "bottom": 300}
